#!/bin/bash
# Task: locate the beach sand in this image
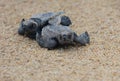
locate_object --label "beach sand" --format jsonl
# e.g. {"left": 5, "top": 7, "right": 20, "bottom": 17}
{"left": 0, "top": 0, "right": 120, "bottom": 81}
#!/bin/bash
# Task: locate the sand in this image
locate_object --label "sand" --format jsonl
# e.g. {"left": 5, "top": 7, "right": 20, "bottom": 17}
{"left": 0, "top": 0, "right": 120, "bottom": 81}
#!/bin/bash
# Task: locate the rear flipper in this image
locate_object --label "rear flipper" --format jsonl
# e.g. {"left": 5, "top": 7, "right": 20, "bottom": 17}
{"left": 36, "top": 33, "right": 58, "bottom": 50}
{"left": 74, "top": 31, "right": 90, "bottom": 46}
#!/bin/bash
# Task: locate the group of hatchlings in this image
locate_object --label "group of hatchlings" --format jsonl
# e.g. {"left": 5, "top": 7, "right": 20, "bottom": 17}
{"left": 18, "top": 11, "right": 90, "bottom": 50}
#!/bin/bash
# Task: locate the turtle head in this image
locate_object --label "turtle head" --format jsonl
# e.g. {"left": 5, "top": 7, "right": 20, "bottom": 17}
{"left": 58, "top": 32, "right": 74, "bottom": 44}
{"left": 20, "top": 19, "right": 38, "bottom": 34}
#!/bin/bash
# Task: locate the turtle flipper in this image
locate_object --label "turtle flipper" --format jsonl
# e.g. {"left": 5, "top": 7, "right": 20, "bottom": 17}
{"left": 74, "top": 31, "right": 90, "bottom": 46}
{"left": 36, "top": 33, "right": 58, "bottom": 50}
{"left": 18, "top": 27, "right": 25, "bottom": 35}
{"left": 60, "top": 16, "right": 72, "bottom": 26}
{"left": 48, "top": 15, "right": 72, "bottom": 26}
{"left": 18, "top": 19, "right": 25, "bottom": 35}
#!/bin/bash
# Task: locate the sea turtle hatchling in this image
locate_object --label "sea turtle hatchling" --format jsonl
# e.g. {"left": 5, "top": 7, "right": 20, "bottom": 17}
{"left": 36, "top": 25, "right": 90, "bottom": 50}
{"left": 18, "top": 11, "right": 71, "bottom": 39}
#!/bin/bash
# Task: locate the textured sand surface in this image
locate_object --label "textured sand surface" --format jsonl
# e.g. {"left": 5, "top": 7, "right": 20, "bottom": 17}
{"left": 0, "top": 0, "right": 120, "bottom": 81}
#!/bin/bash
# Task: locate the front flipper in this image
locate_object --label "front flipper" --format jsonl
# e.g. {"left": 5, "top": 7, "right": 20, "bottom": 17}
{"left": 36, "top": 33, "right": 58, "bottom": 50}
{"left": 18, "top": 19, "right": 25, "bottom": 35}
{"left": 74, "top": 31, "right": 90, "bottom": 46}
{"left": 18, "top": 27, "right": 25, "bottom": 35}
{"left": 60, "top": 16, "right": 72, "bottom": 26}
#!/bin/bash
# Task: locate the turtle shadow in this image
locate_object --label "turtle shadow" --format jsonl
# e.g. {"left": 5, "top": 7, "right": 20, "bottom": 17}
{"left": 47, "top": 44, "right": 89, "bottom": 51}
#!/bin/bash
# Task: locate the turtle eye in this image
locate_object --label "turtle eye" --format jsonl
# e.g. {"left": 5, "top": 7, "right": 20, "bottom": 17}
{"left": 68, "top": 35, "right": 71, "bottom": 39}
{"left": 30, "top": 25, "right": 34, "bottom": 29}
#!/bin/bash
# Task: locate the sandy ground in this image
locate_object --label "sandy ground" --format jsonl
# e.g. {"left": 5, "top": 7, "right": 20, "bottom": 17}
{"left": 0, "top": 0, "right": 120, "bottom": 81}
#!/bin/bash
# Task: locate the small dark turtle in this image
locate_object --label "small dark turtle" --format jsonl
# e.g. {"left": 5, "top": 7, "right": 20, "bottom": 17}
{"left": 36, "top": 25, "right": 90, "bottom": 50}
{"left": 18, "top": 12, "right": 64, "bottom": 39}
